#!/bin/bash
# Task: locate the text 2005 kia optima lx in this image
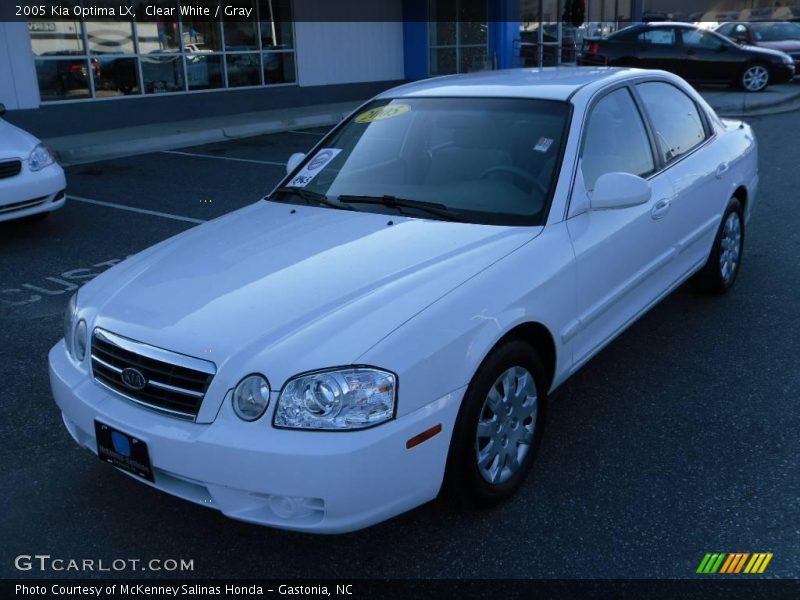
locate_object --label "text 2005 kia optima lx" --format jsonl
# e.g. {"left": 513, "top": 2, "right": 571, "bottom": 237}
{"left": 50, "top": 68, "right": 758, "bottom": 533}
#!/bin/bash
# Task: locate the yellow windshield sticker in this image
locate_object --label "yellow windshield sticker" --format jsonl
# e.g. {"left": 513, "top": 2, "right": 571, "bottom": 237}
{"left": 355, "top": 104, "right": 410, "bottom": 123}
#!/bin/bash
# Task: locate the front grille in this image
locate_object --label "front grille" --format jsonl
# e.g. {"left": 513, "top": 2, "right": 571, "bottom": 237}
{"left": 0, "top": 159, "right": 22, "bottom": 179}
{"left": 91, "top": 328, "right": 215, "bottom": 420}
{"left": 0, "top": 196, "right": 48, "bottom": 214}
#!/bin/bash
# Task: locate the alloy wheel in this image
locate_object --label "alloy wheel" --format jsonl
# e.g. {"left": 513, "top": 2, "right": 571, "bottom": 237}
{"left": 742, "top": 66, "right": 769, "bottom": 92}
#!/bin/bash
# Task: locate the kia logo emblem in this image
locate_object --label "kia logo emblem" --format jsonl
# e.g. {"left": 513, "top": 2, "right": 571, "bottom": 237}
{"left": 120, "top": 368, "right": 147, "bottom": 391}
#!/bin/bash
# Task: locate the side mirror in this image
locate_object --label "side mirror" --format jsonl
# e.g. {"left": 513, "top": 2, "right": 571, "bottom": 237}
{"left": 590, "top": 172, "right": 652, "bottom": 210}
{"left": 0, "top": 103, "right": 6, "bottom": 117}
{"left": 286, "top": 152, "right": 305, "bottom": 175}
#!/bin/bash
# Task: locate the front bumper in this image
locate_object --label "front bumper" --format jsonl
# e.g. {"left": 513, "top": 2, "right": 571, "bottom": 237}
{"left": 49, "top": 341, "right": 463, "bottom": 533}
{"left": 0, "top": 161, "right": 66, "bottom": 222}
{"left": 773, "top": 63, "right": 796, "bottom": 84}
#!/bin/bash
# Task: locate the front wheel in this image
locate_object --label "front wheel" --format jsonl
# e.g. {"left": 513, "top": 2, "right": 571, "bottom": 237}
{"left": 740, "top": 64, "right": 770, "bottom": 92}
{"left": 692, "top": 198, "right": 744, "bottom": 295}
{"left": 443, "top": 340, "right": 547, "bottom": 507}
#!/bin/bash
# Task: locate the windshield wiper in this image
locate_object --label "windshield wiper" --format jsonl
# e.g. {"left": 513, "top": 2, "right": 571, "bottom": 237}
{"left": 337, "top": 194, "right": 464, "bottom": 222}
{"left": 270, "top": 186, "right": 349, "bottom": 210}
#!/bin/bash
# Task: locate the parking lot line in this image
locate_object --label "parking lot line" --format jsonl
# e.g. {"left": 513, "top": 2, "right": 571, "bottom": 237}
{"left": 160, "top": 150, "right": 286, "bottom": 166}
{"left": 68, "top": 195, "right": 206, "bottom": 224}
{"left": 288, "top": 129, "right": 325, "bottom": 136}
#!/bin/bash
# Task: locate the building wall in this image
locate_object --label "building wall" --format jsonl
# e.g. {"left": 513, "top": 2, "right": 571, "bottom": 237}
{"left": 0, "top": 23, "right": 39, "bottom": 110}
{"left": 295, "top": 21, "right": 405, "bottom": 86}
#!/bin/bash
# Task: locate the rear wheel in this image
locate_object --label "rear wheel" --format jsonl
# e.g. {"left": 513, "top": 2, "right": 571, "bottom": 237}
{"left": 692, "top": 198, "right": 744, "bottom": 294}
{"left": 444, "top": 340, "right": 547, "bottom": 507}
{"left": 740, "top": 64, "right": 770, "bottom": 92}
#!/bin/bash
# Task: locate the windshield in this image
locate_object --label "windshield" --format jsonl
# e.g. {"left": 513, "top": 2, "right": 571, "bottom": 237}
{"left": 272, "top": 97, "right": 570, "bottom": 226}
{"left": 751, "top": 22, "right": 800, "bottom": 42}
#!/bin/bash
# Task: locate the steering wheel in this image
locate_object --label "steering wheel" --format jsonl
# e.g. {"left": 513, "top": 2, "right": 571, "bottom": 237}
{"left": 479, "top": 165, "right": 549, "bottom": 198}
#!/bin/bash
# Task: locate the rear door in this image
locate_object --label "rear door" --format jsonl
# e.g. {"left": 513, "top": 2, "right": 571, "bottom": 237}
{"left": 634, "top": 81, "right": 728, "bottom": 279}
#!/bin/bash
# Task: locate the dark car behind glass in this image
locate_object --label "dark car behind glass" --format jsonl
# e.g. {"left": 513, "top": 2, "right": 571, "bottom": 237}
{"left": 579, "top": 22, "right": 795, "bottom": 92}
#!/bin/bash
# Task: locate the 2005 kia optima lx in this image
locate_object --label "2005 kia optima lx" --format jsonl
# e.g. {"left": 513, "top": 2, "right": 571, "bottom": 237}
{"left": 50, "top": 67, "right": 758, "bottom": 533}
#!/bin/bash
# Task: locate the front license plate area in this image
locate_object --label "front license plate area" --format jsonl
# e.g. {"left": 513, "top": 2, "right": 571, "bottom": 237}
{"left": 94, "top": 421, "right": 154, "bottom": 482}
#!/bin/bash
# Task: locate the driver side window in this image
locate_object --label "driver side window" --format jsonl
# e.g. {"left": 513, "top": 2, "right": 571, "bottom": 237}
{"left": 581, "top": 88, "right": 655, "bottom": 191}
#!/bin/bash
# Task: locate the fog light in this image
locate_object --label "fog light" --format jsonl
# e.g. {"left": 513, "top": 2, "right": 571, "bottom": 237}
{"left": 74, "top": 320, "right": 87, "bottom": 362}
{"left": 232, "top": 374, "right": 270, "bottom": 421}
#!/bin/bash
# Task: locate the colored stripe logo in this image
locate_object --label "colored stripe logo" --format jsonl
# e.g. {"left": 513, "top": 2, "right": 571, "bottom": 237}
{"left": 697, "top": 552, "right": 773, "bottom": 574}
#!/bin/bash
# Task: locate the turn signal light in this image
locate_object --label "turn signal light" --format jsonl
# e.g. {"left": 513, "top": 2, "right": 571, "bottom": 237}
{"left": 406, "top": 424, "right": 442, "bottom": 449}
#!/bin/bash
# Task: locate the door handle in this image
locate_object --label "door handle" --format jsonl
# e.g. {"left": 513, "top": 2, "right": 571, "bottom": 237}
{"left": 715, "top": 162, "right": 730, "bottom": 179}
{"left": 651, "top": 198, "right": 671, "bottom": 220}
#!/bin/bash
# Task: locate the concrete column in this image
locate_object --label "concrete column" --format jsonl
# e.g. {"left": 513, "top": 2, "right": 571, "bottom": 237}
{"left": 0, "top": 23, "right": 40, "bottom": 110}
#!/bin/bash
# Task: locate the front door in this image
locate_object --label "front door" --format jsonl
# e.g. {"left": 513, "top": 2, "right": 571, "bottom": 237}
{"left": 566, "top": 87, "right": 677, "bottom": 369}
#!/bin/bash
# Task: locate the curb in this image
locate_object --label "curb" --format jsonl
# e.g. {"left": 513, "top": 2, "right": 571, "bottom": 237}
{"left": 47, "top": 106, "right": 358, "bottom": 166}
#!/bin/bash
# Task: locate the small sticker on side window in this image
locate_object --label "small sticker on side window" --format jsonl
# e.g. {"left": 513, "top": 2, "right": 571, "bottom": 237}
{"left": 534, "top": 137, "right": 554, "bottom": 153}
{"left": 287, "top": 148, "right": 342, "bottom": 188}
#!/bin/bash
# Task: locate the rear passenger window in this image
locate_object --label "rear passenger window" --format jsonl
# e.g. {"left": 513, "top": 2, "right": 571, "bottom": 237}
{"left": 581, "top": 88, "right": 655, "bottom": 191}
{"left": 636, "top": 82, "right": 708, "bottom": 163}
{"left": 637, "top": 29, "right": 676, "bottom": 45}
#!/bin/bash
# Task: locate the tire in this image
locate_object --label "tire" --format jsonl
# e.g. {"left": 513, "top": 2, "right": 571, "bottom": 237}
{"left": 692, "top": 198, "right": 744, "bottom": 295}
{"left": 443, "top": 339, "right": 548, "bottom": 507}
{"left": 740, "top": 63, "right": 770, "bottom": 92}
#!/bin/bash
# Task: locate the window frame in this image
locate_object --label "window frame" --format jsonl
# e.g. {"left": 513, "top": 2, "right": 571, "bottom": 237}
{"left": 631, "top": 80, "right": 714, "bottom": 168}
{"left": 565, "top": 76, "right": 717, "bottom": 220}
{"left": 577, "top": 84, "right": 660, "bottom": 191}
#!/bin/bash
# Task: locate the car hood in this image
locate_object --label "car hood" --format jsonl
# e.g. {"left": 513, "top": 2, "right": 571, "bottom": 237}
{"left": 741, "top": 44, "right": 794, "bottom": 60}
{"left": 0, "top": 119, "right": 40, "bottom": 160}
{"left": 83, "top": 201, "right": 541, "bottom": 383}
{"left": 755, "top": 40, "right": 800, "bottom": 53}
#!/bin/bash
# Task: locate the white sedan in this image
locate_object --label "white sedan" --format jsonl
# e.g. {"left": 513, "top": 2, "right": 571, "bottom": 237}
{"left": 0, "top": 103, "right": 66, "bottom": 222}
{"left": 49, "top": 67, "right": 757, "bottom": 533}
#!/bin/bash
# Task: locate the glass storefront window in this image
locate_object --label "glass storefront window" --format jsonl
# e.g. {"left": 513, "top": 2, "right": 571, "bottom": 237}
{"left": 224, "top": 4, "right": 258, "bottom": 51}
{"left": 186, "top": 54, "right": 224, "bottom": 90}
{"left": 35, "top": 58, "right": 92, "bottom": 101}
{"left": 259, "top": 0, "right": 294, "bottom": 48}
{"left": 28, "top": 1, "right": 296, "bottom": 102}
{"left": 141, "top": 54, "right": 185, "bottom": 94}
{"left": 428, "top": 0, "right": 487, "bottom": 75}
{"left": 93, "top": 57, "right": 140, "bottom": 97}
{"left": 182, "top": 21, "right": 223, "bottom": 52}
{"left": 86, "top": 21, "right": 136, "bottom": 54}
{"left": 29, "top": 22, "right": 84, "bottom": 56}
{"left": 226, "top": 53, "right": 261, "bottom": 87}
{"left": 135, "top": 0, "right": 181, "bottom": 53}
{"left": 262, "top": 51, "right": 295, "bottom": 84}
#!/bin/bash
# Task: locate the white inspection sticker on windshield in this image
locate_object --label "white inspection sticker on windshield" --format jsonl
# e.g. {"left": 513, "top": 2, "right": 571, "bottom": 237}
{"left": 287, "top": 148, "right": 342, "bottom": 188}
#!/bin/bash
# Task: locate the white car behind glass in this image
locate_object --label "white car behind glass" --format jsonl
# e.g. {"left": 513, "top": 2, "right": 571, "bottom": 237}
{"left": 49, "top": 67, "right": 757, "bottom": 533}
{"left": 0, "top": 103, "right": 66, "bottom": 222}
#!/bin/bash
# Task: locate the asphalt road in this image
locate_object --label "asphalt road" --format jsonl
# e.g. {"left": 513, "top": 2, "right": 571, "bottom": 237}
{"left": 1, "top": 116, "right": 798, "bottom": 580}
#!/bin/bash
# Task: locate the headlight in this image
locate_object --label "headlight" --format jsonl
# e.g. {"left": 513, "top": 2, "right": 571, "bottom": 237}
{"left": 274, "top": 367, "right": 396, "bottom": 430}
{"left": 232, "top": 374, "right": 271, "bottom": 421}
{"left": 28, "top": 143, "right": 55, "bottom": 172}
{"left": 64, "top": 293, "right": 78, "bottom": 359}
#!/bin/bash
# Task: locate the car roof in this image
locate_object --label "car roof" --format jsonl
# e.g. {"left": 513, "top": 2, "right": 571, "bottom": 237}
{"left": 376, "top": 67, "right": 647, "bottom": 102}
